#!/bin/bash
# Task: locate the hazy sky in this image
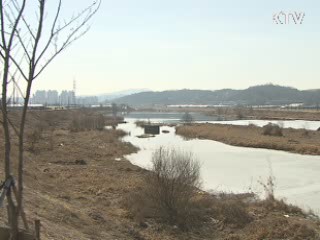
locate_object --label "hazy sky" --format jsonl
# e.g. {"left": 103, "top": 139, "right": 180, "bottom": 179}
{"left": 32, "top": 0, "right": 320, "bottom": 95}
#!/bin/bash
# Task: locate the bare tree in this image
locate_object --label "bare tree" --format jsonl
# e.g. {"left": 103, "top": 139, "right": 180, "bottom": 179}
{"left": 181, "top": 111, "right": 193, "bottom": 124}
{"left": 0, "top": 0, "right": 100, "bottom": 238}
{"left": 112, "top": 102, "right": 118, "bottom": 117}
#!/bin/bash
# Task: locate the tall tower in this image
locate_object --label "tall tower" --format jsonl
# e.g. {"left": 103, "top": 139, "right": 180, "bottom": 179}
{"left": 73, "top": 78, "right": 76, "bottom": 105}
{"left": 11, "top": 76, "right": 18, "bottom": 105}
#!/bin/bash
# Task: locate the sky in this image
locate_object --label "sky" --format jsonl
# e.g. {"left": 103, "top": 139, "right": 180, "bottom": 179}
{"left": 31, "top": 0, "right": 320, "bottom": 95}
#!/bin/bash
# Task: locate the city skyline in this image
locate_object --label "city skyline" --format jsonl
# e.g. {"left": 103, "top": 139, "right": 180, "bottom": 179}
{"left": 30, "top": 89, "right": 100, "bottom": 106}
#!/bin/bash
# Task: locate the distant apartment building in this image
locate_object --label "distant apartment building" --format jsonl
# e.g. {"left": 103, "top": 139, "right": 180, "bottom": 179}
{"left": 47, "top": 90, "right": 59, "bottom": 105}
{"left": 60, "top": 90, "right": 75, "bottom": 106}
{"left": 32, "top": 90, "right": 47, "bottom": 104}
{"left": 32, "top": 90, "right": 59, "bottom": 105}
{"left": 77, "top": 96, "right": 99, "bottom": 106}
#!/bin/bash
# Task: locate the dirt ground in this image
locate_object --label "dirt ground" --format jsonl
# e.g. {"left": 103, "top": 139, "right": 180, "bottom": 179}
{"left": 0, "top": 110, "right": 319, "bottom": 239}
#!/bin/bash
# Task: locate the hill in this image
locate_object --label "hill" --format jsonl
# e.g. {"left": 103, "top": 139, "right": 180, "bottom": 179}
{"left": 97, "top": 89, "right": 150, "bottom": 102}
{"left": 114, "top": 84, "right": 320, "bottom": 107}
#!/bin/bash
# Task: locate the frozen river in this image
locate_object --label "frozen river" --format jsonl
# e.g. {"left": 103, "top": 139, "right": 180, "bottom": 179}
{"left": 118, "top": 119, "right": 320, "bottom": 215}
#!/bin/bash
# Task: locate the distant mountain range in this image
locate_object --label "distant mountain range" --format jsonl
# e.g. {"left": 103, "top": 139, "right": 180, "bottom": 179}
{"left": 113, "top": 84, "right": 320, "bottom": 107}
{"left": 97, "top": 89, "right": 150, "bottom": 102}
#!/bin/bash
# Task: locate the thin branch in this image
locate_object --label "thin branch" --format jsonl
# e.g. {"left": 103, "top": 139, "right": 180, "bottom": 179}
{"left": 0, "top": 0, "right": 7, "bottom": 49}
{"left": 7, "top": 0, "right": 26, "bottom": 53}
{"left": 14, "top": 29, "right": 31, "bottom": 61}
{"left": 10, "top": 75, "right": 24, "bottom": 98}
{"left": 8, "top": 54, "right": 28, "bottom": 81}
{"left": 35, "top": 0, "right": 62, "bottom": 66}
{"left": 53, "top": 1, "right": 98, "bottom": 36}
{"left": 12, "top": 0, "right": 36, "bottom": 40}
{"left": 30, "top": 0, "right": 45, "bottom": 71}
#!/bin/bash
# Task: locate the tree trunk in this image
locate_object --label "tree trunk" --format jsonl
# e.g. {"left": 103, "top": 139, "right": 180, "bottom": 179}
{"left": 7, "top": 202, "right": 19, "bottom": 240}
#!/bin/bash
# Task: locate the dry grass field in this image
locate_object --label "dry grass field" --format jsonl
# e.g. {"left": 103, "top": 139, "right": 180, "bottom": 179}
{"left": 176, "top": 123, "right": 320, "bottom": 155}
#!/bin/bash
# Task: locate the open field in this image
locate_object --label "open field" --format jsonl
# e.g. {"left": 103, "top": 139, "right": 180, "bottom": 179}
{"left": 0, "top": 110, "right": 319, "bottom": 239}
{"left": 176, "top": 123, "right": 320, "bottom": 155}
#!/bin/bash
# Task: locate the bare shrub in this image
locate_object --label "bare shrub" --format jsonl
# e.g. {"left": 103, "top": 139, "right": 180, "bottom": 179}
{"left": 258, "top": 176, "right": 304, "bottom": 215}
{"left": 148, "top": 148, "right": 201, "bottom": 228}
{"left": 27, "top": 129, "right": 42, "bottom": 152}
{"left": 262, "top": 123, "right": 283, "bottom": 136}
{"left": 234, "top": 106, "right": 245, "bottom": 120}
{"left": 125, "top": 147, "right": 203, "bottom": 230}
{"left": 259, "top": 175, "right": 276, "bottom": 201}
{"left": 27, "top": 121, "right": 46, "bottom": 152}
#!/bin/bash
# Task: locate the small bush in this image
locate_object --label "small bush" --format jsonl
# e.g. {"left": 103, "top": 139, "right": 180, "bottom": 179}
{"left": 262, "top": 123, "right": 283, "bottom": 136}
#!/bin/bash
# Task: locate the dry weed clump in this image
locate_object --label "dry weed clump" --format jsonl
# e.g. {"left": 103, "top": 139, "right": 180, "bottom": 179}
{"left": 250, "top": 218, "right": 318, "bottom": 240}
{"left": 259, "top": 198, "right": 305, "bottom": 215}
{"left": 212, "top": 196, "right": 252, "bottom": 227}
{"left": 262, "top": 123, "right": 283, "bottom": 136}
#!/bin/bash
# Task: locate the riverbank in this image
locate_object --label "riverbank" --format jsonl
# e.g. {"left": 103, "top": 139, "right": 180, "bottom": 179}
{"left": 176, "top": 123, "right": 320, "bottom": 155}
{"left": 0, "top": 110, "right": 319, "bottom": 239}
